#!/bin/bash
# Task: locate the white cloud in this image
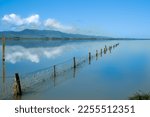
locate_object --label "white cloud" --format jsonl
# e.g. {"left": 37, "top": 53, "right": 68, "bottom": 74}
{"left": 1, "top": 13, "right": 75, "bottom": 32}
{"left": 44, "top": 18, "right": 62, "bottom": 29}
{"left": 24, "top": 14, "right": 40, "bottom": 25}
{"left": 2, "top": 13, "right": 40, "bottom": 30}
{"left": 2, "top": 13, "right": 24, "bottom": 26}
{"left": 44, "top": 18, "right": 74, "bottom": 32}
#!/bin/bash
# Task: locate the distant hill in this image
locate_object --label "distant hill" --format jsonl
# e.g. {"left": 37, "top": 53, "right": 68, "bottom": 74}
{"left": 0, "top": 29, "right": 109, "bottom": 40}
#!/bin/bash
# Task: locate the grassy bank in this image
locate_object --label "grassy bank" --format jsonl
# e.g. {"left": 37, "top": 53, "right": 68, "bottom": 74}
{"left": 129, "top": 91, "right": 150, "bottom": 100}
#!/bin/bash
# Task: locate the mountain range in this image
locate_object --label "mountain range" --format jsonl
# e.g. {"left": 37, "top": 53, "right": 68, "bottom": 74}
{"left": 0, "top": 29, "right": 109, "bottom": 40}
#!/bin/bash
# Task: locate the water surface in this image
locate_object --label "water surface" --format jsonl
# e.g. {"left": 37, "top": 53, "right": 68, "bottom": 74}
{"left": 0, "top": 39, "right": 150, "bottom": 99}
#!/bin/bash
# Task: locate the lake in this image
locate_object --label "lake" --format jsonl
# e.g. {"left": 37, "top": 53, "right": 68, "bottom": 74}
{"left": 0, "top": 39, "right": 150, "bottom": 99}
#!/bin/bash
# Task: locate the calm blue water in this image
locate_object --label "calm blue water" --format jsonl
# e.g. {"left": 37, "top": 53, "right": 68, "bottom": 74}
{"left": 0, "top": 39, "right": 150, "bottom": 99}
{"left": 0, "top": 40, "right": 110, "bottom": 76}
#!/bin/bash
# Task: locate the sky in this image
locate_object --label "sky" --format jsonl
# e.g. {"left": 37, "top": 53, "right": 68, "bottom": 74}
{"left": 0, "top": 0, "right": 150, "bottom": 38}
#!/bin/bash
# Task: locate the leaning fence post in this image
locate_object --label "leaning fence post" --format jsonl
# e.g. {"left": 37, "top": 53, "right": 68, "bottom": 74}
{"left": 14, "top": 73, "right": 22, "bottom": 95}
{"left": 73, "top": 57, "right": 76, "bottom": 68}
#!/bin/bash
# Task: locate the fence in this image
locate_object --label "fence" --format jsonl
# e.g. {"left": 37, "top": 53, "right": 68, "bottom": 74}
{"left": 0, "top": 43, "right": 119, "bottom": 99}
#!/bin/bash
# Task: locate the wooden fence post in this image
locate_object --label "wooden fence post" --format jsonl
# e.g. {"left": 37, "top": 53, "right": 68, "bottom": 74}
{"left": 104, "top": 47, "right": 106, "bottom": 54}
{"left": 109, "top": 46, "right": 112, "bottom": 53}
{"left": 96, "top": 50, "right": 98, "bottom": 60}
{"left": 96, "top": 50, "right": 98, "bottom": 57}
{"left": 105, "top": 45, "right": 107, "bottom": 51}
{"left": 73, "top": 57, "right": 76, "bottom": 68}
{"left": 100, "top": 49, "right": 103, "bottom": 56}
{"left": 89, "top": 52, "right": 91, "bottom": 64}
{"left": 14, "top": 73, "right": 22, "bottom": 95}
{"left": 53, "top": 65, "right": 56, "bottom": 77}
{"left": 2, "top": 35, "right": 5, "bottom": 61}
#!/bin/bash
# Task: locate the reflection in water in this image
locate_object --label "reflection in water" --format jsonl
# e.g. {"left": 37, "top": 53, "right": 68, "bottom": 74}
{"left": 2, "top": 60, "right": 5, "bottom": 83}
{"left": 2, "top": 60, "right": 6, "bottom": 97}
{"left": 2, "top": 40, "right": 150, "bottom": 100}
{"left": 45, "top": 43, "right": 119, "bottom": 94}
{"left": 53, "top": 65, "right": 56, "bottom": 87}
{"left": 1, "top": 40, "right": 117, "bottom": 65}
{"left": 1, "top": 36, "right": 6, "bottom": 98}
{"left": 5, "top": 45, "right": 73, "bottom": 64}
{"left": 46, "top": 43, "right": 119, "bottom": 89}
{"left": 0, "top": 41, "right": 119, "bottom": 99}
{"left": 73, "top": 67, "right": 76, "bottom": 78}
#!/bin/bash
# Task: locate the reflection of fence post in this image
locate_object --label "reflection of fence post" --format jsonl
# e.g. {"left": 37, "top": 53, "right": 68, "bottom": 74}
{"left": 73, "top": 65, "right": 76, "bottom": 78}
{"left": 89, "top": 52, "right": 91, "bottom": 64}
{"left": 73, "top": 57, "right": 76, "bottom": 68}
{"left": 14, "top": 73, "right": 22, "bottom": 95}
{"left": 2, "top": 60, "right": 5, "bottom": 83}
{"left": 53, "top": 65, "right": 56, "bottom": 77}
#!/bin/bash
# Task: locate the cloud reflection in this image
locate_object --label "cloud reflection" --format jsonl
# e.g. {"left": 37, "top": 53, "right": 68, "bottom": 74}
{"left": 5, "top": 45, "right": 67, "bottom": 64}
{"left": 1, "top": 40, "right": 113, "bottom": 64}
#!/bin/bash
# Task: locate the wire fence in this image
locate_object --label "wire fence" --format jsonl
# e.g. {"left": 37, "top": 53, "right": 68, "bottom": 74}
{"left": 0, "top": 43, "right": 119, "bottom": 99}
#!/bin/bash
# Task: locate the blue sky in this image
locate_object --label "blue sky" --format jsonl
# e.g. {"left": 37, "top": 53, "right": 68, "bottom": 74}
{"left": 0, "top": 0, "right": 150, "bottom": 38}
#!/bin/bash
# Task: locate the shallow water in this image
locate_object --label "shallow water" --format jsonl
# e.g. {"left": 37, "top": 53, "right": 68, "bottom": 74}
{"left": 0, "top": 39, "right": 150, "bottom": 99}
